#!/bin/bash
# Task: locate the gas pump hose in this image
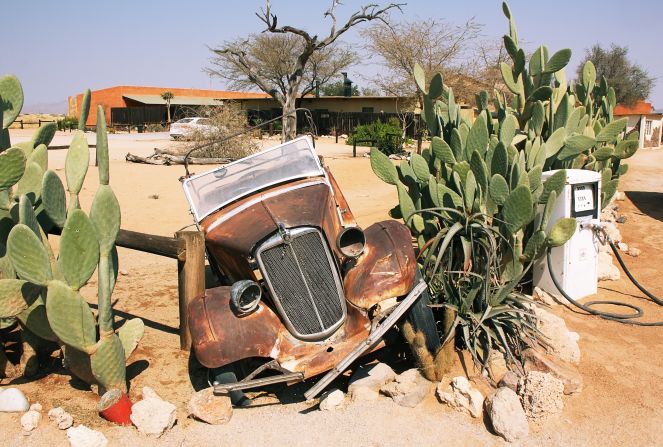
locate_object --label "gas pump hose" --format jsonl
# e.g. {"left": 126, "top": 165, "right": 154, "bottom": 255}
{"left": 546, "top": 227, "right": 663, "bottom": 326}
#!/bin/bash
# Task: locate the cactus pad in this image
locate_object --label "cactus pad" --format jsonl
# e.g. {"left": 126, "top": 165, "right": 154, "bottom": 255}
{"left": 0, "top": 75, "right": 24, "bottom": 128}
{"left": 522, "top": 230, "right": 545, "bottom": 261}
{"left": 369, "top": 147, "right": 398, "bottom": 185}
{"left": 7, "top": 224, "right": 51, "bottom": 285}
{"left": 79, "top": 90, "right": 91, "bottom": 131}
{"left": 17, "top": 296, "right": 59, "bottom": 342}
{"left": 59, "top": 209, "right": 100, "bottom": 290}
{"left": 31, "top": 122, "right": 57, "bottom": 147}
{"left": 15, "top": 162, "right": 44, "bottom": 203}
{"left": 65, "top": 131, "right": 90, "bottom": 195}
{"left": 502, "top": 185, "right": 533, "bottom": 232}
{"left": 42, "top": 170, "right": 67, "bottom": 227}
{"left": 546, "top": 218, "right": 577, "bottom": 247}
{"left": 96, "top": 106, "right": 110, "bottom": 185}
{"left": 0, "top": 146, "right": 26, "bottom": 190}
{"left": 0, "top": 279, "right": 41, "bottom": 318}
{"left": 410, "top": 153, "right": 430, "bottom": 182}
{"left": 117, "top": 318, "right": 144, "bottom": 361}
{"left": 18, "top": 195, "right": 41, "bottom": 238}
{"left": 28, "top": 144, "right": 48, "bottom": 172}
{"left": 539, "top": 170, "right": 566, "bottom": 204}
{"left": 431, "top": 137, "right": 455, "bottom": 164}
{"left": 45, "top": 280, "right": 96, "bottom": 351}
{"left": 89, "top": 185, "right": 121, "bottom": 254}
{"left": 91, "top": 334, "right": 126, "bottom": 391}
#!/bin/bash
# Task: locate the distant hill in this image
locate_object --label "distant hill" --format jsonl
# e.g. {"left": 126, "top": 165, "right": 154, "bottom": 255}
{"left": 22, "top": 100, "right": 68, "bottom": 115}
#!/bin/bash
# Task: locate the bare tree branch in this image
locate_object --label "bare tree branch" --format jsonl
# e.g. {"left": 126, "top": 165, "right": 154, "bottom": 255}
{"left": 209, "top": 1, "right": 403, "bottom": 140}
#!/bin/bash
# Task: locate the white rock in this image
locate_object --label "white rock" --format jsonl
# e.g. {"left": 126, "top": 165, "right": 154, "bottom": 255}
{"left": 628, "top": 246, "right": 641, "bottom": 257}
{"left": 617, "top": 242, "right": 629, "bottom": 252}
{"left": 532, "top": 287, "right": 559, "bottom": 307}
{"left": 436, "top": 376, "right": 484, "bottom": 418}
{"left": 66, "top": 425, "right": 108, "bottom": 447}
{"left": 614, "top": 191, "right": 626, "bottom": 201}
{"left": 603, "top": 222, "right": 622, "bottom": 244}
{"left": 49, "top": 407, "right": 74, "bottom": 430}
{"left": 29, "top": 403, "right": 42, "bottom": 412}
{"left": 319, "top": 389, "right": 345, "bottom": 411}
{"left": 485, "top": 351, "right": 509, "bottom": 382}
{"left": 141, "top": 386, "right": 161, "bottom": 400}
{"left": 519, "top": 371, "right": 564, "bottom": 420}
{"left": 21, "top": 410, "right": 41, "bottom": 432}
{"left": 0, "top": 387, "right": 30, "bottom": 412}
{"left": 380, "top": 369, "right": 431, "bottom": 408}
{"left": 598, "top": 251, "right": 621, "bottom": 281}
{"left": 130, "top": 397, "right": 177, "bottom": 437}
{"left": 348, "top": 363, "right": 396, "bottom": 401}
{"left": 486, "top": 387, "right": 529, "bottom": 442}
{"left": 188, "top": 388, "right": 232, "bottom": 425}
{"left": 534, "top": 306, "right": 581, "bottom": 364}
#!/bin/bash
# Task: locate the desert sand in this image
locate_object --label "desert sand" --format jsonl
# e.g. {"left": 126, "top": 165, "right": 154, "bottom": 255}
{"left": 1, "top": 129, "right": 663, "bottom": 446}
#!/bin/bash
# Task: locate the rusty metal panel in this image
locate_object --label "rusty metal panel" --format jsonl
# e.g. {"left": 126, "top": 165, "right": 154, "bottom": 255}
{"left": 343, "top": 220, "right": 417, "bottom": 309}
{"left": 188, "top": 285, "right": 374, "bottom": 376}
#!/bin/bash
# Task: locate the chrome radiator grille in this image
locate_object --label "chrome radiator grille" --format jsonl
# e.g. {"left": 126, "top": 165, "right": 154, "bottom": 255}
{"left": 256, "top": 227, "right": 346, "bottom": 340}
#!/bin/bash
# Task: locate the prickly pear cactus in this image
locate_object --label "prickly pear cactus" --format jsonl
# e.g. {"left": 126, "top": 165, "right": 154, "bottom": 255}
{"left": 0, "top": 75, "right": 143, "bottom": 392}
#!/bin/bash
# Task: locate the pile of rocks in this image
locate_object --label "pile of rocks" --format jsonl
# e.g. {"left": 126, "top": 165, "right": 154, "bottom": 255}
{"left": 319, "top": 363, "right": 432, "bottom": 411}
{"left": 599, "top": 192, "right": 640, "bottom": 280}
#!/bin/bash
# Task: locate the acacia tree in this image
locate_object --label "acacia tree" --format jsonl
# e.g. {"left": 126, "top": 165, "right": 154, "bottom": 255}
{"left": 576, "top": 44, "right": 655, "bottom": 106}
{"left": 361, "top": 18, "right": 483, "bottom": 104}
{"left": 161, "top": 91, "right": 174, "bottom": 124}
{"left": 208, "top": 0, "right": 403, "bottom": 141}
{"left": 321, "top": 79, "right": 360, "bottom": 96}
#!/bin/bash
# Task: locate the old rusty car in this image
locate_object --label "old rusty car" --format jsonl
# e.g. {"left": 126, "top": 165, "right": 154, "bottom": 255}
{"left": 182, "top": 136, "right": 438, "bottom": 403}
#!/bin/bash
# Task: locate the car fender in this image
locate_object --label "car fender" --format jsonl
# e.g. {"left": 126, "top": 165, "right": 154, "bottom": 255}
{"left": 343, "top": 220, "right": 417, "bottom": 309}
{"left": 188, "top": 286, "right": 282, "bottom": 368}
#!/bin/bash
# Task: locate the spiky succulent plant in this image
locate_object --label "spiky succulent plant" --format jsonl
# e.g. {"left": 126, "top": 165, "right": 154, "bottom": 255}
{"left": 0, "top": 75, "right": 143, "bottom": 392}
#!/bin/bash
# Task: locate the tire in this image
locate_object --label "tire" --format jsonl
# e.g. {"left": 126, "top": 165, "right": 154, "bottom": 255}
{"left": 405, "top": 274, "right": 441, "bottom": 354}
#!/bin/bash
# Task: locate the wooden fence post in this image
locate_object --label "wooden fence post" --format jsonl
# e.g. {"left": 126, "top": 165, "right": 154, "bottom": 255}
{"left": 176, "top": 230, "right": 205, "bottom": 350}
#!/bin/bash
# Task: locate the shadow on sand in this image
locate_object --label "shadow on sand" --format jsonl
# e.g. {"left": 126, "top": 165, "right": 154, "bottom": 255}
{"left": 626, "top": 191, "right": 663, "bottom": 222}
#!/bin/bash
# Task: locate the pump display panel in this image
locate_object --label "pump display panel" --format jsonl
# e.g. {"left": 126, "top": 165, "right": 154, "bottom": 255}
{"left": 571, "top": 183, "right": 599, "bottom": 219}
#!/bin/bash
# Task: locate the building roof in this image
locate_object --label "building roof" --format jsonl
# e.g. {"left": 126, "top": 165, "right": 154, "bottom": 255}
{"left": 614, "top": 100, "right": 654, "bottom": 116}
{"left": 123, "top": 94, "right": 226, "bottom": 106}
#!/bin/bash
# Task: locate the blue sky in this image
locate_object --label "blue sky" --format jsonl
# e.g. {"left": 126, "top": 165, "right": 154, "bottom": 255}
{"left": 2, "top": 0, "right": 661, "bottom": 112}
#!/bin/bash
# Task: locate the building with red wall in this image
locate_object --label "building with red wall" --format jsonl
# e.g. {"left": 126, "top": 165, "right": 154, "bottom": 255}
{"left": 68, "top": 86, "right": 270, "bottom": 126}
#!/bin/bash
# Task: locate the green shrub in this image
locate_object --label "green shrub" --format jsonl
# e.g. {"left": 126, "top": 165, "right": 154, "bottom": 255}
{"left": 348, "top": 118, "right": 403, "bottom": 155}
{"left": 57, "top": 116, "right": 78, "bottom": 131}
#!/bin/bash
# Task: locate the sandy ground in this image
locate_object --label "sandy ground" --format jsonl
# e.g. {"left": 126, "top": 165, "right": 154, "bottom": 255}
{"left": 1, "top": 130, "right": 663, "bottom": 446}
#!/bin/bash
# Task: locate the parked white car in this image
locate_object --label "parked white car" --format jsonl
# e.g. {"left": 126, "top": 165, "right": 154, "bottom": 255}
{"left": 170, "top": 117, "right": 216, "bottom": 140}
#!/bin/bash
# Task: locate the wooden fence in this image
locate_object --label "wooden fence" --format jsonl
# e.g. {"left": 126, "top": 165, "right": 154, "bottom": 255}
{"left": 49, "top": 228, "right": 206, "bottom": 350}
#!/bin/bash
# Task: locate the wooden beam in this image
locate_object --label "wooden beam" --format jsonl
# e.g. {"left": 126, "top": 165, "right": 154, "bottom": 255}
{"left": 115, "top": 229, "right": 180, "bottom": 259}
{"left": 176, "top": 230, "right": 206, "bottom": 350}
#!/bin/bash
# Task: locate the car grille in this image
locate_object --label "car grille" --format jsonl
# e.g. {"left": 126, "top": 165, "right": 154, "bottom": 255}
{"left": 257, "top": 227, "right": 346, "bottom": 340}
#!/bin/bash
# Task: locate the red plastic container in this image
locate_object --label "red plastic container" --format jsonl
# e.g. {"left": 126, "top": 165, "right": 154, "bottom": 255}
{"left": 98, "top": 389, "right": 133, "bottom": 426}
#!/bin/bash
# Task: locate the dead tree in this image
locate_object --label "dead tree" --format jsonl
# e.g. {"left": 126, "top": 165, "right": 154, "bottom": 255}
{"left": 210, "top": 0, "right": 403, "bottom": 141}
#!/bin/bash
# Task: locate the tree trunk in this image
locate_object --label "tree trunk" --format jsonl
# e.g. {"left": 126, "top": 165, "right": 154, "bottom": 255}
{"left": 166, "top": 101, "right": 171, "bottom": 126}
{"left": 282, "top": 94, "right": 297, "bottom": 142}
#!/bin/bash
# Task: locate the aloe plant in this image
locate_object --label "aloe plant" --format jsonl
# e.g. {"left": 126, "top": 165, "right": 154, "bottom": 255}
{"left": 371, "top": 2, "right": 590, "bottom": 376}
{"left": 0, "top": 75, "right": 143, "bottom": 392}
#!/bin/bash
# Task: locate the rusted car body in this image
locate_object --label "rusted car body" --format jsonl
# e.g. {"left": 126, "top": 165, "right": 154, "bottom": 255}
{"left": 182, "top": 136, "right": 428, "bottom": 395}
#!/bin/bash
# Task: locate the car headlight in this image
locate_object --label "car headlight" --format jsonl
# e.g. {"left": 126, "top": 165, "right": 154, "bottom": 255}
{"left": 230, "top": 280, "right": 262, "bottom": 316}
{"left": 336, "top": 226, "right": 366, "bottom": 258}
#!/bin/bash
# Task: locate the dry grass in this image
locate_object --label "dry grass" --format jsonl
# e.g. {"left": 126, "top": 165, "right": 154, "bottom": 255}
{"left": 183, "top": 102, "right": 258, "bottom": 160}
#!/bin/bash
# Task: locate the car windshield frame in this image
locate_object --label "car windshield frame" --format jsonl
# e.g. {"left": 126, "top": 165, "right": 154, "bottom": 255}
{"left": 182, "top": 136, "right": 326, "bottom": 222}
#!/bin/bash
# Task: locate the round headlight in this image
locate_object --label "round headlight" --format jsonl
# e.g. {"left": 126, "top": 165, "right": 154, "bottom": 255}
{"left": 336, "top": 227, "right": 366, "bottom": 258}
{"left": 230, "top": 280, "right": 262, "bottom": 316}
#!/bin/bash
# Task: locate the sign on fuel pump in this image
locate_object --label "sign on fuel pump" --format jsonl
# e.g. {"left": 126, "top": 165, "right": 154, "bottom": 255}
{"left": 533, "top": 170, "right": 601, "bottom": 300}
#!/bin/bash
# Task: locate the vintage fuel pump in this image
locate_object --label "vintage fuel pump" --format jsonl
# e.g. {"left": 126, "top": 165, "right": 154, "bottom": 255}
{"left": 533, "top": 170, "right": 601, "bottom": 300}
